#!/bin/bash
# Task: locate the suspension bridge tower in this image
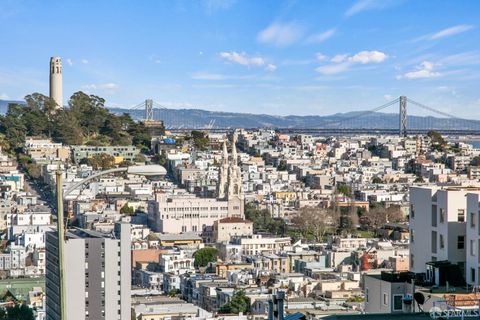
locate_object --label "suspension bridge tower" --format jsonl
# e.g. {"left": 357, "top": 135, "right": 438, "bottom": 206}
{"left": 399, "top": 96, "right": 407, "bottom": 137}
{"left": 143, "top": 99, "right": 165, "bottom": 137}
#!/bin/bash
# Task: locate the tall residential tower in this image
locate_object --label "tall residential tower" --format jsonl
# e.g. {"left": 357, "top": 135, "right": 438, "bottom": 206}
{"left": 49, "top": 57, "right": 63, "bottom": 108}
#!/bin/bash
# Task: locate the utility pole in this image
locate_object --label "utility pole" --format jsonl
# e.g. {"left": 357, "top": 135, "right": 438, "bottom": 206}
{"left": 56, "top": 170, "right": 67, "bottom": 320}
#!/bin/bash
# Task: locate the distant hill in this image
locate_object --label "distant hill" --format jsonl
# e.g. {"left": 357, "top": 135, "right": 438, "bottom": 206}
{"left": 109, "top": 107, "right": 480, "bottom": 130}
{"left": 1, "top": 100, "right": 478, "bottom": 130}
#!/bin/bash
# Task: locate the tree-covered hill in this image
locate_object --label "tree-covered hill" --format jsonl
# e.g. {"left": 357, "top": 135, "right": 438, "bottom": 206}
{"left": 0, "top": 92, "right": 151, "bottom": 154}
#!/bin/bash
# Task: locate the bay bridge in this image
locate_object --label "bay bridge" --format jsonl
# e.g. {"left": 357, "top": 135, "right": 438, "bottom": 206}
{"left": 124, "top": 96, "right": 480, "bottom": 136}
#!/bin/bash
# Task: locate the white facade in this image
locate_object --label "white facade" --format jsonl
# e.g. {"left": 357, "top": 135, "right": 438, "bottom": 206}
{"left": 409, "top": 186, "right": 480, "bottom": 277}
{"left": 49, "top": 57, "right": 63, "bottom": 108}
{"left": 466, "top": 193, "right": 480, "bottom": 286}
{"left": 159, "top": 250, "right": 195, "bottom": 275}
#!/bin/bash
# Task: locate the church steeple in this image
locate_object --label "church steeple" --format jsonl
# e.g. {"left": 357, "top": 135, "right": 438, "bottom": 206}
{"left": 227, "top": 132, "right": 242, "bottom": 198}
{"left": 217, "top": 138, "right": 229, "bottom": 199}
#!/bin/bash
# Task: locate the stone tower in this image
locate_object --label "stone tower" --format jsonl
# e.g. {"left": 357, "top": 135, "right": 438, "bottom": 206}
{"left": 49, "top": 57, "right": 63, "bottom": 109}
{"left": 217, "top": 139, "right": 229, "bottom": 199}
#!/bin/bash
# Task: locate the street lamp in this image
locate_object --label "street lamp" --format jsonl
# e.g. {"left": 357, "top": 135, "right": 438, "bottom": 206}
{"left": 55, "top": 165, "right": 166, "bottom": 320}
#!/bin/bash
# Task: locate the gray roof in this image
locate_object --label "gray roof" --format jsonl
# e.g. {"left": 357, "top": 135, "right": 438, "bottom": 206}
{"left": 155, "top": 232, "right": 202, "bottom": 241}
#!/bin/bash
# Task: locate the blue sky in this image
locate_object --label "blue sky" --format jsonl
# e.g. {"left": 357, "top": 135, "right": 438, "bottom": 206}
{"left": 0, "top": 0, "right": 479, "bottom": 117}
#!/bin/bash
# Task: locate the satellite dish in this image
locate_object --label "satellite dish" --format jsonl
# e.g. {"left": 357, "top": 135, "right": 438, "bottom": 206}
{"left": 414, "top": 292, "right": 425, "bottom": 305}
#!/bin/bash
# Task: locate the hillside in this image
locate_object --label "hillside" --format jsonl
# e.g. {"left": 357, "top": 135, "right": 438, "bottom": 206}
{"left": 2, "top": 100, "right": 478, "bottom": 130}
{"left": 109, "top": 107, "right": 480, "bottom": 130}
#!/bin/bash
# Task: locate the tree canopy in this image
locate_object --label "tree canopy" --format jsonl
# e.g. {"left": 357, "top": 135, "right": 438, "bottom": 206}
{"left": 120, "top": 203, "right": 135, "bottom": 215}
{"left": 244, "top": 203, "right": 286, "bottom": 235}
{"left": 218, "top": 290, "right": 250, "bottom": 314}
{"left": 193, "top": 247, "right": 218, "bottom": 268}
{"left": 0, "top": 92, "right": 152, "bottom": 155}
{"left": 0, "top": 304, "right": 35, "bottom": 320}
{"left": 81, "top": 153, "right": 116, "bottom": 170}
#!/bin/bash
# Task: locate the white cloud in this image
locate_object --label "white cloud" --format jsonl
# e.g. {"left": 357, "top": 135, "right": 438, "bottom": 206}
{"left": 305, "top": 28, "right": 336, "bottom": 44}
{"left": 219, "top": 51, "right": 276, "bottom": 71}
{"left": 316, "top": 63, "right": 351, "bottom": 75}
{"left": 350, "top": 50, "right": 388, "bottom": 64}
{"left": 257, "top": 22, "right": 303, "bottom": 47}
{"left": 401, "top": 61, "right": 441, "bottom": 79}
{"left": 82, "top": 83, "right": 119, "bottom": 91}
{"left": 0, "top": 93, "right": 9, "bottom": 100}
{"left": 345, "top": 0, "right": 401, "bottom": 17}
{"left": 430, "top": 24, "right": 474, "bottom": 40}
{"left": 384, "top": 94, "right": 393, "bottom": 101}
{"left": 345, "top": 0, "right": 377, "bottom": 17}
{"left": 331, "top": 54, "right": 349, "bottom": 63}
{"left": 316, "top": 53, "right": 328, "bottom": 62}
{"left": 265, "top": 64, "right": 277, "bottom": 72}
{"left": 191, "top": 72, "right": 225, "bottom": 80}
{"left": 316, "top": 50, "right": 388, "bottom": 75}
{"left": 81, "top": 59, "right": 89, "bottom": 64}
{"left": 66, "top": 59, "right": 73, "bottom": 66}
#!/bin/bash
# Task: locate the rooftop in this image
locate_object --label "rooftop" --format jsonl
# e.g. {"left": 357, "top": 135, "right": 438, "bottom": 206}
{"left": 155, "top": 232, "right": 202, "bottom": 241}
{"left": 217, "top": 217, "right": 252, "bottom": 223}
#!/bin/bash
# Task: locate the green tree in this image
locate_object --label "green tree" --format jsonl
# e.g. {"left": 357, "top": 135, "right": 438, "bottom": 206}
{"left": 371, "top": 176, "right": 384, "bottom": 184}
{"left": 51, "top": 110, "right": 84, "bottom": 145}
{"left": 134, "top": 154, "right": 147, "bottom": 163}
{"left": 218, "top": 290, "right": 250, "bottom": 314}
{"left": 277, "top": 160, "right": 287, "bottom": 171}
{"left": 120, "top": 203, "right": 135, "bottom": 215}
{"left": 337, "top": 184, "right": 351, "bottom": 196}
{"left": 83, "top": 153, "right": 116, "bottom": 170}
{"left": 193, "top": 247, "right": 218, "bottom": 268}
{"left": 167, "top": 289, "right": 181, "bottom": 297}
{"left": 190, "top": 130, "right": 209, "bottom": 150}
{"left": 0, "top": 304, "right": 35, "bottom": 320}
{"left": 244, "top": 203, "right": 286, "bottom": 235}
{"left": 414, "top": 177, "right": 424, "bottom": 183}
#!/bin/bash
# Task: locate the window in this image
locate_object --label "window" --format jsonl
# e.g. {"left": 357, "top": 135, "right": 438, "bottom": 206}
{"left": 440, "top": 208, "right": 445, "bottom": 223}
{"left": 440, "top": 235, "right": 444, "bottom": 249}
{"left": 365, "top": 288, "right": 369, "bottom": 303}
{"left": 458, "top": 209, "right": 465, "bottom": 222}
{"left": 383, "top": 293, "right": 388, "bottom": 306}
{"left": 458, "top": 236, "right": 465, "bottom": 249}
{"left": 432, "top": 205, "right": 437, "bottom": 227}
{"left": 472, "top": 268, "right": 476, "bottom": 283}
{"left": 393, "top": 295, "right": 403, "bottom": 311}
{"left": 431, "top": 231, "right": 437, "bottom": 254}
{"left": 410, "top": 254, "right": 414, "bottom": 268}
{"left": 471, "top": 240, "right": 476, "bottom": 256}
{"left": 472, "top": 212, "right": 476, "bottom": 228}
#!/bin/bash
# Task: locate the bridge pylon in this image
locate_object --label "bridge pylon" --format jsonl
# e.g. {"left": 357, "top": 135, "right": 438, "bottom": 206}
{"left": 399, "top": 96, "right": 407, "bottom": 137}
{"left": 145, "top": 99, "right": 153, "bottom": 122}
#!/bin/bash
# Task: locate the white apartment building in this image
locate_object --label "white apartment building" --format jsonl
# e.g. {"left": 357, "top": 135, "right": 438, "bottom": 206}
{"left": 159, "top": 250, "right": 195, "bottom": 275}
{"left": 148, "top": 192, "right": 243, "bottom": 233}
{"left": 409, "top": 186, "right": 480, "bottom": 278}
{"left": 466, "top": 192, "right": 480, "bottom": 286}
{"left": 230, "top": 235, "right": 291, "bottom": 256}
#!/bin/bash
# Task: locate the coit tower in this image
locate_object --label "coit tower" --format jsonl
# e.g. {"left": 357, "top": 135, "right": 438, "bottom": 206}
{"left": 49, "top": 57, "right": 63, "bottom": 109}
